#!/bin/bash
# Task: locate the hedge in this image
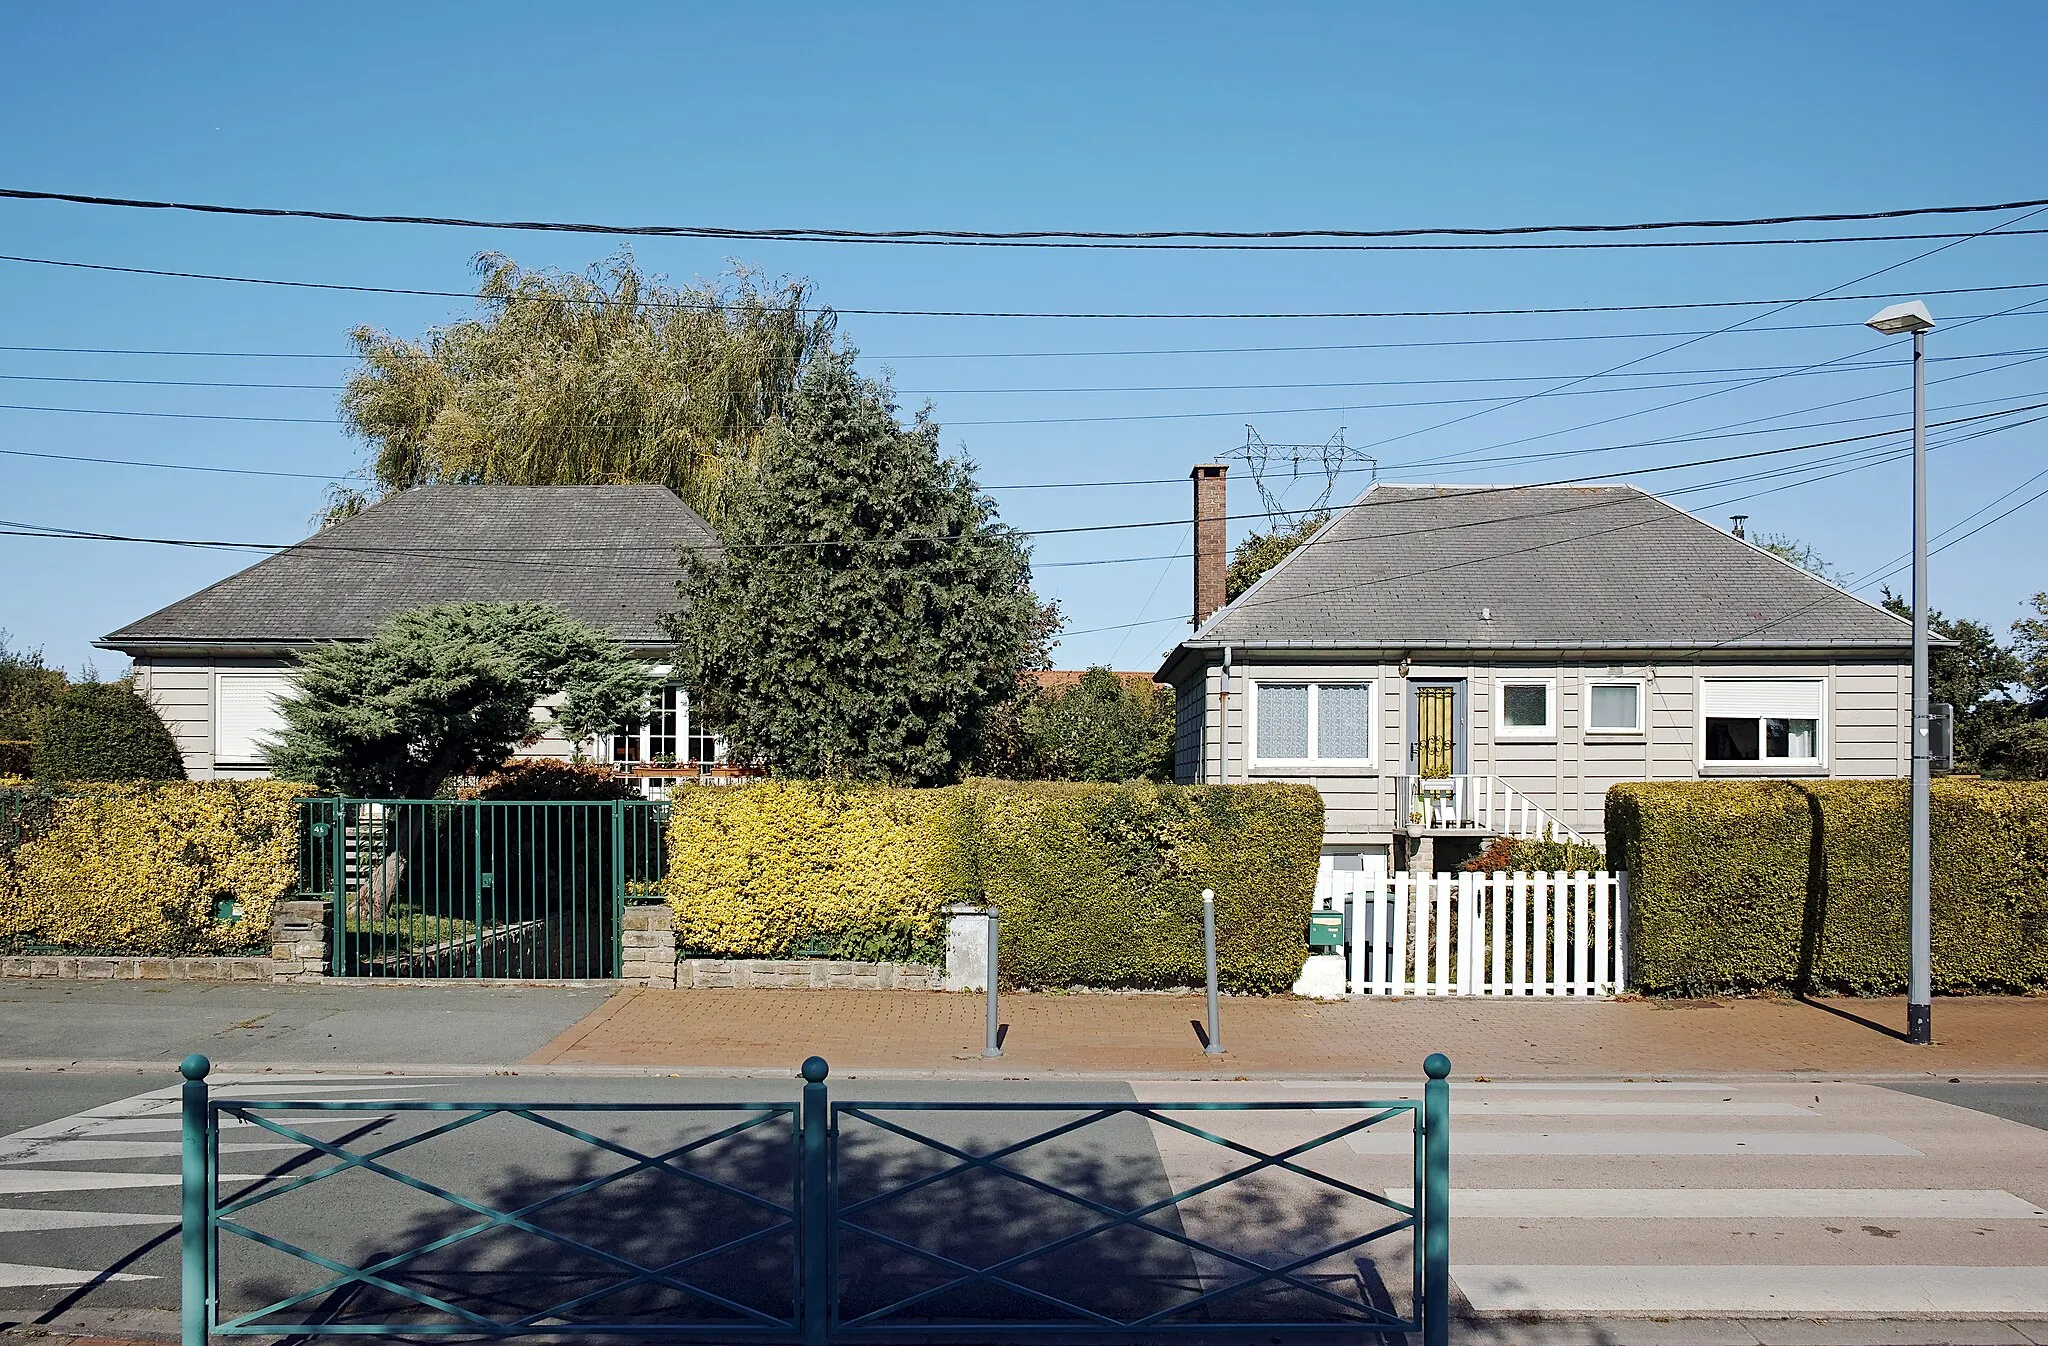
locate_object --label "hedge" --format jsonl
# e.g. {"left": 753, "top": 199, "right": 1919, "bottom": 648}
{"left": 0, "top": 778, "right": 304, "bottom": 956}
{"left": 30, "top": 683, "right": 185, "bottom": 782}
{"left": 664, "top": 778, "right": 1323, "bottom": 992}
{"left": 1607, "top": 779, "right": 2048, "bottom": 995}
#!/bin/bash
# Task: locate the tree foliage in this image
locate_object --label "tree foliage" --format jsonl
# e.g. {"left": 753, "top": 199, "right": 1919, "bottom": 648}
{"left": 1753, "top": 530, "right": 1843, "bottom": 584}
{"left": 1000, "top": 669, "right": 1175, "bottom": 782}
{"left": 267, "top": 603, "right": 651, "bottom": 799}
{"left": 31, "top": 681, "right": 186, "bottom": 782}
{"left": 0, "top": 630, "right": 66, "bottom": 749}
{"left": 1226, "top": 512, "right": 1328, "bottom": 602}
{"left": 1881, "top": 589, "right": 2026, "bottom": 769}
{"left": 670, "top": 353, "right": 1051, "bottom": 785}
{"left": 338, "top": 253, "right": 831, "bottom": 528}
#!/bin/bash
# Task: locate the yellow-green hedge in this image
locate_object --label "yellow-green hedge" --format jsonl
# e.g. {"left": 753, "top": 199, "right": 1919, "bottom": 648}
{"left": 0, "top": 779, "right": 305, "bottom": 956}
{"left": 1607, "top": 779, "right": 2048, "bottom": 995}
{"left": 664, "top": 778, "right": 1324, "bottom": 992}
{"left": 666, "top": 780, "right": 957, "bottom": 964}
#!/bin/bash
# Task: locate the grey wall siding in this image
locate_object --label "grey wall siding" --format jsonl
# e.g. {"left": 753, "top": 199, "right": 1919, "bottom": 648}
{"left": 1188, "top": 647, "right": 1908, "bottom": 850}
{"left": 134, "top": 655, "right": 297, "bottom": 780}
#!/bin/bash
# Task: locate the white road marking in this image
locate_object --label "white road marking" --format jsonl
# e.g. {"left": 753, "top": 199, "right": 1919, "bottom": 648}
{"left": 0, "top": 1262, "right": 153, "bottom": 1288}
{"left": 1383, "top": 1187, "right": 2048, "bottom": 1218}
{"left": 0, "top": 1171, "right": 263, "bottom": 1194}
{"left": 0, "top": 1138, "right": 298, "bottom": 1163}
{"left": 1455, "top": 1264, "right": 2048, "bottom": 1315}
{"left": 1347, "top": 1131, "right": 1920, "bottom": 1156}
{"left": 12, "top": 1114, "right": 390, "bottom": 1139}
{"left": 0, "top": 1208, "right": 176, "bottom": 1232}
{"left": 1280, "top": 1081, "right": 1741, "bottom": 1092}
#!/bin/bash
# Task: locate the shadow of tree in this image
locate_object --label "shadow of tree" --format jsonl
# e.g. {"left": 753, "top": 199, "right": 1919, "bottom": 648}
{"left": 219, "top": 1097, "right": 1418, "bottom": 1341}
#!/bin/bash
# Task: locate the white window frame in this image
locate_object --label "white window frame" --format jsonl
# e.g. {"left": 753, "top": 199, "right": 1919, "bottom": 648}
{"left": 1249, "top": 680, "right": 1378, "bottom": 770}
{"left": 213, "top": 671, "right": 295, "bottom": 767}
{"left": 1697, "top": 676, "right": 1828, "bottom": 767}
{"left": 605, "top": 685, "right": 726, "bottom": 768}
{"left": 1584, "top": 677, "right": 1647, "bottom": 737}
{"left": 1493, "top": 677, "right": 1558, "bottom": 740}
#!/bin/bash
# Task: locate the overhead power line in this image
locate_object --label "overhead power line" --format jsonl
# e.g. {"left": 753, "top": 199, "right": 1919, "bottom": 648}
{"left": 8, "top": 185, "right": 2048, "bottom": 250}
{"left": 6, "top": 252, "right": 2048, "bottom": 322}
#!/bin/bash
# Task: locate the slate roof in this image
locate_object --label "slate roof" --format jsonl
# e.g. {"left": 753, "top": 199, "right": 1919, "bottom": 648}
{"left": 101, "top": 485, "right": 718, "bottom": 650}
{"left": 1173, "top": 483, "right": 1911, "bottom": 656}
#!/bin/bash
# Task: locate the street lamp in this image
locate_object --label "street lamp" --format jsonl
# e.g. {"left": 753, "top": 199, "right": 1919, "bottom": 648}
{"left": 1865, "top": 299, "right": 1935, "bottom": 1046}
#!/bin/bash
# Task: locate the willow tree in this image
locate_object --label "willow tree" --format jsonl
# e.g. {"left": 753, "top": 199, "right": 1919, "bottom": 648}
{"left": 334, "top": 253, "right": 832, "bottom": 527}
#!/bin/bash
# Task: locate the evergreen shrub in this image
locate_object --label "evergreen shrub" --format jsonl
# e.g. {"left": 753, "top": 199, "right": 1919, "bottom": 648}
{"left": 663, "top": 778, "right": 1322, "bottom": 990}
{"left": 0, "top": 778, "right": 303, "bottom": 955}
{"left": 32, "top": 683, "right": 185, "bottom": 782}
{"left": 1607, "top": 779, "right": 2048, "bottom": 995}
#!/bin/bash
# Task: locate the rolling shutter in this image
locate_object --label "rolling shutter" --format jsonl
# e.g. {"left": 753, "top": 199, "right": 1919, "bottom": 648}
{"left": 1702, "top": 678, "right": 1824, "bottom": 719}
{"left": 215, "top": 672, "right": 295, "bottom": 765}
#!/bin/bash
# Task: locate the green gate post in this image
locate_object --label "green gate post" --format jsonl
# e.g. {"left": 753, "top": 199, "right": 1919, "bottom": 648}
{"left": 610, "top": 799, "right": 626, "bottom": 978}
{"left": 1421, "top": 1052, "right": 1452, "bottom": 1346}
{"left": 328, "top": 803, "right": 346, "bottom": 976}
{"left": 179, "top": 1053, "right": 211, "bottom": 1346}
{"left": 799, "top": 1056, "right": 830, "bottom": 1346}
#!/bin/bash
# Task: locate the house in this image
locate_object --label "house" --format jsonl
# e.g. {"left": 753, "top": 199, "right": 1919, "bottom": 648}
{"left": 1156, "top": 468, "right": 1915, "bottom": 875}
{"left": 96, "top": 485, "right": 728, "bottom": 793}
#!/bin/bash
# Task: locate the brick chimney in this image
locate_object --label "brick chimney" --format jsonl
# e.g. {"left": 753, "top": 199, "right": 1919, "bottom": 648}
{"left": 1192, "top": 463, "right": 1227, "bottom": 626}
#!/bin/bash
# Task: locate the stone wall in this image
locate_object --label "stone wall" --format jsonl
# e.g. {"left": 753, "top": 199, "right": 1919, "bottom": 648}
{"left": 1, "top": 895, "right": 329, "bottom": 983}
{"left": 268, "top": 899, "right": 329, "bottom": 981}
{"left": 621, "top": 903, "right": 677, "bottom": 985}
{"left": 674, "top": 957, "right": 938, "bottom": 990}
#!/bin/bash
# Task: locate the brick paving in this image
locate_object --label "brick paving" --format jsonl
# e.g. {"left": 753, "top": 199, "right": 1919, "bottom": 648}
{"left": 526, "top": 987, "right": 2048, "bottom": 1077}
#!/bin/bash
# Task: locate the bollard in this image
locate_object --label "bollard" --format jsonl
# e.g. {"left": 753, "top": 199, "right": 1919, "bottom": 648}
{"left": 180, "top": 1053, "right": 211, "bottom": 1346}
{"left": 982, "top": 910, "right": 1002, "bottom": 1058}
{"left": 799, "top": 1056, "right": 830, "bottom": 1346}
{"left": 1201, "top": 889, "right": 1223, "bottom": 1055}
{"left": 1421, "top": 1052, "right": 1452, "bottom": 1346}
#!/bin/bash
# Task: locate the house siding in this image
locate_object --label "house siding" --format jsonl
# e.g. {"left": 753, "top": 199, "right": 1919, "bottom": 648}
{"left": 1176, "top": 648, "right": 1909, "bottom": 849}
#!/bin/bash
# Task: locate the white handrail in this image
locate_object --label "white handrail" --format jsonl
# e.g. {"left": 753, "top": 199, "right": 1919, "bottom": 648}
{"left": 1400, "top": 773, "right": 1591, "bottom": 845}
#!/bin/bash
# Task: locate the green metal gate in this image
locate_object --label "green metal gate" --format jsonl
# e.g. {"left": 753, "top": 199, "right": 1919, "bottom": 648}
{"left": 297, "top": 798, "right": 668, "bottom": 980}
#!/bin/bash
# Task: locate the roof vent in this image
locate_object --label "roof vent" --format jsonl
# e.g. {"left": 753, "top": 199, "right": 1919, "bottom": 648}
{"left": 1730, "top": 514, "right": 1748, "bottom": 540}
{"left": 1479, "top": 607, "right": 1492, "bottom": 621}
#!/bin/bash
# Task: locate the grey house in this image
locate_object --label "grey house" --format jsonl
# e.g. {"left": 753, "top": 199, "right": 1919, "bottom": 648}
{"left": 1157, "top": 474, "right": 1914, "bottom": 873}
{"left": 98, "top": 485, "right": 723, "bottom": 787}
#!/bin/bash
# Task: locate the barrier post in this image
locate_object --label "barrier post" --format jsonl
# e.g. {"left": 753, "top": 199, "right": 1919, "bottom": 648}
{"left": 1422, "top": 1052, "right": 1452, "bottom": 1346}
{"left": 1201, "top": 889, "right": 1223, "bottom": 1055}
{"left": 983, "top": 910, "right": 1002, "bottom": 1058}
{"left": 180, "top": 1053, "right": 211, "bottom": 1346}
{"left": 799, "top": 1056, "right": 830, "bottom": 1346}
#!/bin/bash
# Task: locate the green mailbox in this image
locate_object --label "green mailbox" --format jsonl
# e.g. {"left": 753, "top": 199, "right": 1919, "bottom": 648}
{"left": 1307, "top": 910, "right": 1346, "bottom": 948}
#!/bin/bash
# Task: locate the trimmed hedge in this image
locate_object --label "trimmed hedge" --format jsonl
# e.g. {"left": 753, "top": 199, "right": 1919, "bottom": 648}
{"left": 0, "top": 778, "right": 304, "bottom": 955}
{"left": 31, "top": 683, "right": 185, "bottom": 782}
{"left": 664, "top": 778, "right": 1323, "bottom": 992}
{"left": 1607, "top": 779, "right": 2048, "bottom": 995}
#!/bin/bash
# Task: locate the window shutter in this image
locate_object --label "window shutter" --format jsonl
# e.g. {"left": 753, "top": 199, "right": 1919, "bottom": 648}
{"left": 1702, "top": 679, "right": 1824, "bottom": 719}
{"left": 215, "top": 673, "right": 295, "bottom": 765}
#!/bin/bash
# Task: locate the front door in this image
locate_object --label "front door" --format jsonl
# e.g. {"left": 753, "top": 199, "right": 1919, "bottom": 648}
{"left": 1409, "top": 682, "right": 1463, "bottom": 778}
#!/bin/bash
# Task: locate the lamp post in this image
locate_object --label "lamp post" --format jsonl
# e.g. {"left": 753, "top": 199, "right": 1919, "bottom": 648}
{"left": 1865, "top": 300, "right": 1935, "bottom": 1046}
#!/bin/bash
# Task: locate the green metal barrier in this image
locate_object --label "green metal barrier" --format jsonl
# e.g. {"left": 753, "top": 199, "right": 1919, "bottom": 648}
{"left": 297, "top": 798, "right": 668, "bottom": 980}
{"left": 181, "top": 1053, "right": 1452, "bottom": 1345}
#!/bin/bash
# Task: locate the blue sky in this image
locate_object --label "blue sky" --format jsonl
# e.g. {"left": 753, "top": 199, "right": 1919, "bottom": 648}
{"left": 3, "top": 3, "right": 2046, "bottom": 674}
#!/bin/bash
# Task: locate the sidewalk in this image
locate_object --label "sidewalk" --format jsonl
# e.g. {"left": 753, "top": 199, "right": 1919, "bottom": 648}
{"left": 526, "top": 987, "right": 2048, "bottom": 1077}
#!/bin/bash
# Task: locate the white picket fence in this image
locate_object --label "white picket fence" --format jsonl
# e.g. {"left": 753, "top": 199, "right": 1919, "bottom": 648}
{"left": 1312, "top": 870, "right": 1628, "bottom": 997}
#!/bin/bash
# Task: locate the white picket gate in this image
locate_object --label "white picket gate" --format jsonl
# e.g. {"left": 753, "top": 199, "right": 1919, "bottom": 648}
{"left": 1312, "top": 870, "right": 1628, "bottom": 997}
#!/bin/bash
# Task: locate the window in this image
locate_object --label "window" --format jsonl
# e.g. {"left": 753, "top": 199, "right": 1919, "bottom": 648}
{"left": 1252, "top": 681, "right": 1376, "bottom": 766}
{"left": 611, "top": 686, "right": 723, "bottom": 767}
{"left": 1701, "top": 678, "right": 1824, "bottom": 764}
{"left": 215, "top": 672, "right": 294, "bottom": 766}
{"left": 1587, "top": 680, "right": 1644, "bottom": 734}
{"left": 1494, "top": 678, "right": 1556, "bottom": 738}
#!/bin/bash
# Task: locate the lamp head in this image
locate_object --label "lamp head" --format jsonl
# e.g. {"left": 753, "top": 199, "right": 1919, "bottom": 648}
{"left": 1865, "top": 301, "right": 1936, "bottom": 336}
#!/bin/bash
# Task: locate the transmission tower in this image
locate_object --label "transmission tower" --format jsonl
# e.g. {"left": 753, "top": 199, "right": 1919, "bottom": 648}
{"left": 1225, "top": 426, "right": 1377, "bottom": 522}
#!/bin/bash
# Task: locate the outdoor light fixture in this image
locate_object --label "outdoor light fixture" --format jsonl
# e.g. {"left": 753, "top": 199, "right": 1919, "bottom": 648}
{"left": 1866, "top": 298, "right": 1936, "bottom": 1046}
{"left": 1864, "top": 300, "right": 1936, "bottom": 336}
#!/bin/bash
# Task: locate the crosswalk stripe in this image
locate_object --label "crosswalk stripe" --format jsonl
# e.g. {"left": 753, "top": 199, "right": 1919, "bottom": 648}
{"left": 1455, "top": 1264, "right": 2048, "bottom": 1314}
{"left": 0, "top": 1209, "right": 176, "bottom": 1232}
{"left": 1385, "top": 1187, "right": 2048, "bottom": 1218}
{"left": 0, "top": 1138, "right": 299, "bottom": 1163}
{"left": 0, "top": 1262, "right": 154, "bottom": 1288}
{"left": 0, "top": 1170, "right": 263, "bottom": 1194}
{"left": 1281, "top": 1081, "right": 1744, "bottom": 1092}
{"left": 1347, "top": 1130, "right": 1919, "bottom": 1156}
